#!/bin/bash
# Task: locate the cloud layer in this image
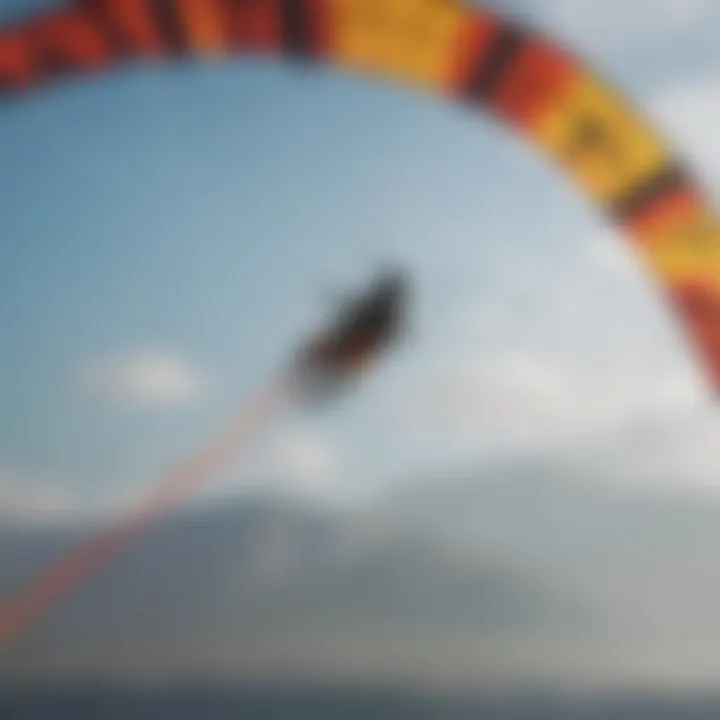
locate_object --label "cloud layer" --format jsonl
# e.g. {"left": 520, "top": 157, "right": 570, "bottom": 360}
{"left": 79, "top": 350, "right": 203, "bottom": 408}
{"left": 485, "top": 0, "right": 715, "bottom": 53}
{"left": 0, "top": 468, "right": 73, "bottom": 525}
{"left": 215, "top": 425, "right": 341, "bottom": 501}
{"left": 382, "top": 72, "right": 720, "bottom": 487}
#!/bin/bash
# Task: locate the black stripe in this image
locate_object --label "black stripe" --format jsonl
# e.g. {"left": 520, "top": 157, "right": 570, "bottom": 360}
{"left": 610, "top": 161, "right": 689, "bottom": 221}
{"left": 464, "top": 22, "right": 526, "bottom": 101}
{"left": 33, "top": 36, "right": 77, "bottom": 80}
{"left": 279, "top": 0, "right": 312, "bottom": 57}
{"left": 148, "top": 0, "right": 188, "bottom": 55}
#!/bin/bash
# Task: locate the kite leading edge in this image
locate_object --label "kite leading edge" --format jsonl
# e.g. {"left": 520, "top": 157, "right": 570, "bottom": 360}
{"left": 0, "top": 0, "right": 718, "bottom": 389}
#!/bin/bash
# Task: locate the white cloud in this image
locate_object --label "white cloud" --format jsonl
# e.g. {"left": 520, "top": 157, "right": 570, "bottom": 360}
{"left": 650, "top": 79, "right": 720, "bottom": 193}
{"left": 586, "top": 230, "right": 643, "bottom": 280}
{"left": 270, "top": 430, "right": 338, "bottom": 488}
{"left": 592, "top": 408, "right": 720, "bottom": 488}
{"left": 411, "top": 349, "right": 701, "bottom": 452}
{"left": 502, "top": 0, "right": 714, "bottom": 50}
{"left": 0, "top": 468, "right": 74, "bottom": 525}
{"left": 394, "top": 215, "right": 710, "bottom": 473}
{"left": 80, "top": 350, "right": 203, "bottom": 408}
{"left": 395, "top": 219, "right": 716, "bottom": 478}
{"left": 214, "top": 425, "right": 341, "bottom": 500}
{"left": 386, "top": 337, "right": 720, "bottom": 491}
{"left": 552, "top": 0, "right": 709, "bottom": 31}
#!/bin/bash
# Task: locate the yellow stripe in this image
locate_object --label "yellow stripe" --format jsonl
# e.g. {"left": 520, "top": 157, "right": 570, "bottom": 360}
{"left": 325, "top": 0, "right": 470, "bottom": 92}
{"left": 640, "top": 212, "right": 720, "bottom": 287}
{"left": 534, "top": 70, "right": 670, "bottom": 206}
{"left": 177, "top": 0, "right": 226, "bottom": 55}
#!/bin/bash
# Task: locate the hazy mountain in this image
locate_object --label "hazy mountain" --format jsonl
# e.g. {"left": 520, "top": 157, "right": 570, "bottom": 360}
{"left": 0, "top": 492, "right": 576, "bottom": 688}
{"left": 384, "top": 460, "right": 720, "bottom": 611}
{"left": 380, "top": 460, "right": 720, "bottom": 686}
{"left": 4, "top": 460, "right": 720, "bottom": 689}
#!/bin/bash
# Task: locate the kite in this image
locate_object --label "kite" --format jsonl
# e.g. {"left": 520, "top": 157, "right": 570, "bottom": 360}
{"left": 1, "top": 0, "right": 716, "bottom": 390}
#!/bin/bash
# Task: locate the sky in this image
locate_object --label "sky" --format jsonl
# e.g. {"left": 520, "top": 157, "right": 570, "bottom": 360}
{"left": 2, "top": 0, "right": 720, "bottom": 523}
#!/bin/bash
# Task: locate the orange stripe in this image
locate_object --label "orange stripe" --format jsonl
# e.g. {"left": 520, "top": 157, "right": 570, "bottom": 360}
{"left": 177, "top": 0, "right": 228, "bottom": 54}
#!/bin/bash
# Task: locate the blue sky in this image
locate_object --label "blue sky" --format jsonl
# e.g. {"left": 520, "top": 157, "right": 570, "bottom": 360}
{"left": 2, "top": 0, "right": 720, "bottom": 520}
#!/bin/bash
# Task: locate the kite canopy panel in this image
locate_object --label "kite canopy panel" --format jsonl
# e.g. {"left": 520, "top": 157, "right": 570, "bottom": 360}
{"left": 2, "top": 0, "right": 720, "bottom": 391}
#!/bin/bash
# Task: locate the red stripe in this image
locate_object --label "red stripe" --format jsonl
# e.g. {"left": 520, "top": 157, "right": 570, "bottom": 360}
{"left": 79, "top": 0, "right": 168, "bottom": 58}
{"left": 492, "top": 36, "right": 576, "bottom": 129}
{"left": 26, "top": 8, "right": 114, "bottom": 80}
{"left": 668, "top": 282, "right": 720, "bottom": 391}
{"left": 0, "top": 25, "right": 34, "bottom": 91}
{"left": 222, "top": 0, "right": 282, "bottom": 53}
